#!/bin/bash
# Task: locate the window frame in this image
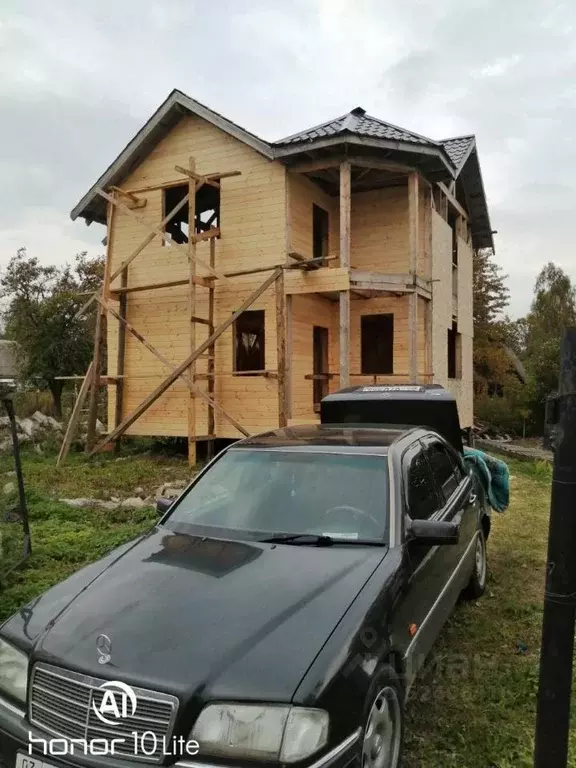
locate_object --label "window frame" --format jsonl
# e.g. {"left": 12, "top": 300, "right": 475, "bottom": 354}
{"left": 447, "top": 321, "right": 462, "bottom": 380}
{"left": 361, "top": 313, "right": 394, "bottom": 375}
{"left": 421, "top": 436, "right": 467, "bottom": 507}
{"left": 402, "top": 442, "right": 442, "bottom": 522}
{"left": 233, "top": 309, "right": 266, "bottom": 375}
{"left": 312, "top": 203, "right": 330, "bottom": 266}
{"left": 162, "top": 182, "right": 221, "bottom": 247}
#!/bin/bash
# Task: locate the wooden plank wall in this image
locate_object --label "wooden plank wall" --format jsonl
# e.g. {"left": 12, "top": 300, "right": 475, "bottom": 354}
{"left": 431, "top": 210, "right": 473, "bottom": 427}
{"left": 106, "top": 115, "right": 287, "bottom": 438}
{"left": 290, "top": 295, "right": 338, "bottom": 422}
{"left": 350, "top": 186, "right": 408, "bottom": 272}
{"left": 349, "top": 295, "right": 429, "bottom": 386}
{"left": 288, "top": 173, "right": 339, "bottom": 260}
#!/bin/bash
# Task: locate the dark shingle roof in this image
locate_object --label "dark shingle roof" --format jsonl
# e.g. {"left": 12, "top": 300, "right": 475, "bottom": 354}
{"left": 275, "top": 107, "right": 437, "bottom": 148}
{"left": 441, "top": 135, "right": 475, "bottom": 170}
{"left": 71, "top": 92, "right": 492, "bottom": 249}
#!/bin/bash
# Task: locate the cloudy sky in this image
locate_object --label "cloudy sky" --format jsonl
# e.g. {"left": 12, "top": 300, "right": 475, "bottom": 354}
{"left": 1, "top": 0, "right": 575, "bottom": 317}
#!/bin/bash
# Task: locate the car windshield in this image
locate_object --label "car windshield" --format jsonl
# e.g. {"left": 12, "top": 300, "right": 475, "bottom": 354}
{"left": 165, "top": 449, "right": 389, "bottom": 542}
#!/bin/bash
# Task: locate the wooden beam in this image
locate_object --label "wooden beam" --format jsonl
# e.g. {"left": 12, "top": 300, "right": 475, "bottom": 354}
{"left": 191, "top": 227, "right": 220, "bottom": 244}
{"left": 339, "top": 160, "right": 351, "bottom": 388}
{"left": 114, "top": 264, "right": 128, "bottom": 452}
{"left": 408, "top": 172, "right": 419, "bottom": 383}
{"left": 56, "top": 362, "right": 94, "bottom": 467}
{"left": 276, "top": 270, "right": 288, "bottom": 427}
{"left": 86, "top": 196, "right": 115, "bottom": 449}
{"left": 122, "top": 170, "right": 242, "bottom": 196}
{"left": 188, "top": 157, "right": 197, "bottom": 467}
{"left": 349, "top": 156, "right": 414, "bottom": 175}
{"left": 108, "top": 185, "right": 146, "bottom": 209}
{"left": 438, "top": 182, "right": 469, "bottom": 221}
{"left": 90, "top": 268, "right": 282, "bottom": 454}
{"left": 175, "top": 165, "right": 220, "bottom": 189}
{"left": 290, "top": 157, "right": 344, "bottom": 173}
{"left": 207, "top": 237, "right": 216, "bottom": 459}
{"left": 100, "top": 299, "right": 250, "bottom": 439}
{"left": 289, "top": 155, "right": 414, "bottom": 175}
{"left": 110, "top": 279, "right": 191, "bottom": 296}
{"left": 288, "top": 251, "right": 320, "bottom": 270}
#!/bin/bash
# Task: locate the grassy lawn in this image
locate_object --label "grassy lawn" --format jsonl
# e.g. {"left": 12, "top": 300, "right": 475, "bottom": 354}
{"left": 0, "top": 451, "right": 574, "bottom": 766}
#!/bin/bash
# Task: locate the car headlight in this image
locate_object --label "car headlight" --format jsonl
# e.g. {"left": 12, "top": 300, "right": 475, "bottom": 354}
{"left": 191, "top": 703, "right": 329, "bottom": 762}
{"left": 0, "top": 639, "right": 28, "bottom": 704}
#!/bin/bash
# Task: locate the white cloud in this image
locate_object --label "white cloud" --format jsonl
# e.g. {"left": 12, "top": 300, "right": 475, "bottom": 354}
{"left": 1, "top": 0, "right": 575, "bottom": 318}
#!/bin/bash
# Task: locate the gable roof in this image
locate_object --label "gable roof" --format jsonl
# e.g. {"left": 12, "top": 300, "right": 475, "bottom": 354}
{"left": 71, "top": 91, "right": 493, "bottom": 249}
{"left": 70, "top": 89, "right": 272, "bottom": 224}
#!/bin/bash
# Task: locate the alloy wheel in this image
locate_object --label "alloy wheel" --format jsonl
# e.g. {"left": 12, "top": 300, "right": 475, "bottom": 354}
{"left": 362, "top": 685, "right": 402, "bottom": 768}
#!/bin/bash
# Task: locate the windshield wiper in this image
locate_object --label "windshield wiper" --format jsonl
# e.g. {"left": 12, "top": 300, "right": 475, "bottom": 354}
{"left": 259, "top": 533, "right": 335, "bottom": 546}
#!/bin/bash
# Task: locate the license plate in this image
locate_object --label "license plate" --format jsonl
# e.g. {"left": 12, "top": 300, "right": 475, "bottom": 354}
{"left": 16, "top": 753, "right": 58, "bottom": 768}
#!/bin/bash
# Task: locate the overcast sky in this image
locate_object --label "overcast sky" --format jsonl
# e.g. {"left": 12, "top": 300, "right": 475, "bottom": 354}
{"left": 2, "top": 0, "right": 575, "bottom": 318}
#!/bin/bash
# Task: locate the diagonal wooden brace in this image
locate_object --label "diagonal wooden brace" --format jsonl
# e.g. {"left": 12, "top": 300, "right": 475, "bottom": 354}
{"left": 90, "top": 267, "right": 282, "bottom": 454}
{"left": 100, "top": 299, "right": 249, "bottom": 437}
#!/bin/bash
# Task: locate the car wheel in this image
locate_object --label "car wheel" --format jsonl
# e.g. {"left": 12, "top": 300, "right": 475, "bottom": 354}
{"left": 361, "top": 665, "right": 404, "bottom": 768}
{"left": 463, "top": 530, "right": 487, "bottom": 600}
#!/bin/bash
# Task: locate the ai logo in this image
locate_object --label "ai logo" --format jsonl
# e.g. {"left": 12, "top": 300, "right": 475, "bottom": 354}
{"left": 92, "top": 681, "right": 138, "bottom": 725}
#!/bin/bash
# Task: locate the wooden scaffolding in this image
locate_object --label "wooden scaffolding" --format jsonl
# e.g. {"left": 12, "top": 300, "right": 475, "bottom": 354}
{"left": 58, "top": 156, "right": 331, "bottom": 466}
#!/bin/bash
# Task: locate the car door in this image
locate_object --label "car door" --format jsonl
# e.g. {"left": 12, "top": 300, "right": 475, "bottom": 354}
{"left": 394, "top": 440, "right": 447, "bottom": 684}
{"left": 422, "top": 435, "right": 478, "bottom": 592}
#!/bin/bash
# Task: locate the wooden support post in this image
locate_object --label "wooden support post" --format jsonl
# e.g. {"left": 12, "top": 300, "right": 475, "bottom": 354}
{"left": 90, "top": 268, "right": 282, "bottom": 455}
{"left": 57, "top": 363, "right": 94, "bottom": 467}
{"left": 339, "top": 160, "right": 351, "bottom": 388}
{"left": 86, "top": 198, "right": 114, "bottom": 450}
{"left": 188, "top": 157, "right": 197, "bottom": 467}
{"left": 408, "top": 172, "right": 419, "bottom": 383}
{"left": 276, "top": 270, "right": 288, "bottom": 427}
{"left": 425, "top": 187, "right": 434, "bottom": 380}
{"left": 114, "top": 266, "right": 128, "bottom": 454}
{"left": 207, "top": 237, "right": 216, "bottom": 460}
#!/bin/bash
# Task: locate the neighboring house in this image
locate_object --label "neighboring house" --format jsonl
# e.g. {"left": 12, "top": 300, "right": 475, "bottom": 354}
{"left": 71, "top": 90, "right": 493, "bottom": 460}
{"left": 0, "top": 340, "right": 18, "bottom": 380}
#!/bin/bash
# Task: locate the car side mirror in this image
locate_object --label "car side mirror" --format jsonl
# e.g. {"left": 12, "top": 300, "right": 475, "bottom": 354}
{"left": 406, "top": 519, "right": 460, "bottom": 545}
{"left": 156, "top": 497, "right": 173, "bottom": 516}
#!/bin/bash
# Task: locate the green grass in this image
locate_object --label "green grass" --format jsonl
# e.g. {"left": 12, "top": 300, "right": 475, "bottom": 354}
{"left": 0, "top": 449, "right": 194, "bottom": 619}
{"left": 405, "top": 458, "right": 576, "bottom": 767}
{"left": 0, "top": 452, "right": 573, "bottom": 766}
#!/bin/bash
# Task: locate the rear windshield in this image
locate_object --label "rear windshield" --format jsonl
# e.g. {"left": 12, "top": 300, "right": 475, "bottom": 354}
{"left": 165, "top": 449, "right": 389, "bottom": 542}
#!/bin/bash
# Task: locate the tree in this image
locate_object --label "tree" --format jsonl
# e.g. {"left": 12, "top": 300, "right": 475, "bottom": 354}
{"left": 472, "top": 248, "right": 512, "bottom": 392}
{"left": 524, "top": 262, "right": 576, "bottom": 429}
{"left": 0, "top": 248, "right": 104, "bottom": 418}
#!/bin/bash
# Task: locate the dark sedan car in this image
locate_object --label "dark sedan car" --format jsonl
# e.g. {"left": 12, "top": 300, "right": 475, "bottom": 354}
{"left": 0, "top": 424, "right": 488, "bottom": 768}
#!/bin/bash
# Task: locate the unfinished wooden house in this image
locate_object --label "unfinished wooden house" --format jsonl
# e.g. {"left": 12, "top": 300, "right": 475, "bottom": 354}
{"left": 70, "top": 90, "right": 494, "bottom": 462}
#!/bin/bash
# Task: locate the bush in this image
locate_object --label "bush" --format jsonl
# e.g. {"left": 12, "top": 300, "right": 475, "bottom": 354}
{"left": 475, "top": 391, "right": 533, "bottom": 437}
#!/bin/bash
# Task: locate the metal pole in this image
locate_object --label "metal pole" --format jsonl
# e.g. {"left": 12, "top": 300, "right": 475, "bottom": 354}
{"left": 534, "top": 327, "right": 576, "bottom": 768}
{"left": 1, "top": 394, "right": 31, "bottom": 575}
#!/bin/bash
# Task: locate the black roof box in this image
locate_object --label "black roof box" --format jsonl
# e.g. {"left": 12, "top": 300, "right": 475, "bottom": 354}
{"left": 320, "top": 384, "right": 463, "bottom": 453}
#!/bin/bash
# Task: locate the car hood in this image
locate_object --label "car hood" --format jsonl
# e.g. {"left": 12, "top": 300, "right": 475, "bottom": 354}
{"left": 10, "top": 527, "right": 387, "bottom": 704}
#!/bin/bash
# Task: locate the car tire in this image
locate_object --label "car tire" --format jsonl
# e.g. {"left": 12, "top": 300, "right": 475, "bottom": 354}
{"left": 463, "top": 530, "right": 487, "bottom": 600}
{"left": 360, "top": 664, "right": 404, "bottom": 768}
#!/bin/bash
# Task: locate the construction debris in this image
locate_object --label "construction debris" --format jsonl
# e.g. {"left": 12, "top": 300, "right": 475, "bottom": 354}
{"left": 0, "top": 411, "right": 63, "bottom": 453}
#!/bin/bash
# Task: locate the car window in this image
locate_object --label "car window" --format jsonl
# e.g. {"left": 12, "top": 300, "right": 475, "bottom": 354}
{"left": 165, "top": 449, "right": 390, "bottom": 541}
{"left": 426, "top": 441, "right": 462, "bottom": 501}
{"left": 407, "top": 450, "right": 440, "bottom": 520}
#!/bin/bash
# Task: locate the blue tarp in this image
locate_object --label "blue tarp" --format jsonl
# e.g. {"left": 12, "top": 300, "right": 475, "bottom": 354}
{"left": 463, "top": 447, "right": 510, "bottom": 513}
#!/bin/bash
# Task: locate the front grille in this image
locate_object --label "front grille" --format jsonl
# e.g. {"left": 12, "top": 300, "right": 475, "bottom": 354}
{"left": 30, "top": 663, "right": 179, "bottom": 763}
